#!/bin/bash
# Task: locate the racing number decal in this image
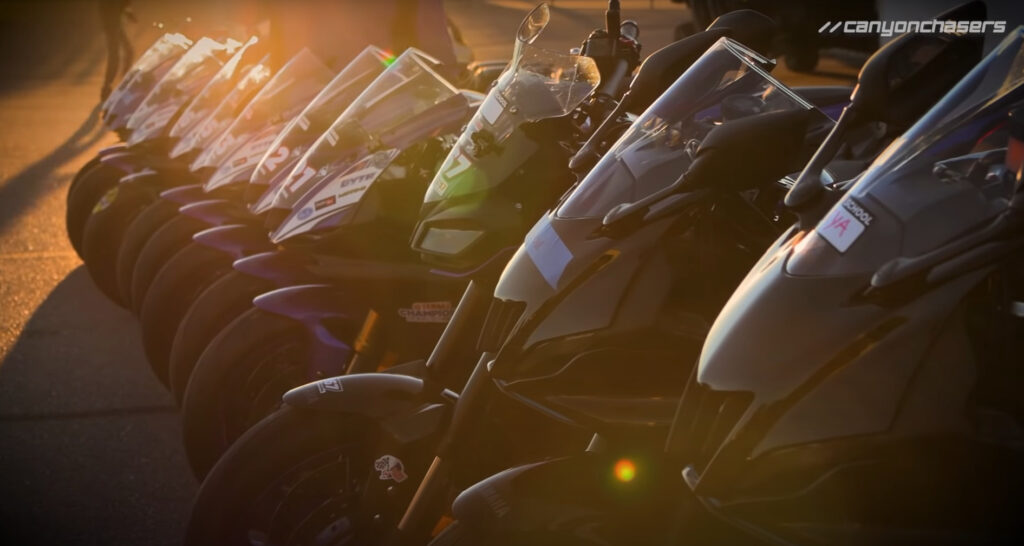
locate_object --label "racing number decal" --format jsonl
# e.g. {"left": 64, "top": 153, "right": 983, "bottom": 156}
{"left": 262, "top": 145, "right": 290, "bottom": 173}
{"left": 287, "top": 165, "right": 317, "bottom": 192}
{"left": 444, "top": 150, "right": 472, "bottom": 180}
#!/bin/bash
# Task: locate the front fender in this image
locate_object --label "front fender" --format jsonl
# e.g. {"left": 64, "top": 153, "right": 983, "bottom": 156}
{"left": 284, "top": 373, "right": 452, "bottom": 445}
{"left": 159, "top": 184, "right": 210, "bottom": 206}
{"left": 97, "top": 143, "right": 128, "bottom": 158}
{"left": 99, "top": 151, "right": 145, "bottom": 174}
{"left": 254, "top": 283, "right": 368, "bottom": 323}
{"left": 192, "top": 224, "right": 274, "bottom": 260}
{"left": 178, "top": 199, "right": 255, "bottom": 227}
{"left": 254, "top": 284, "right": 370, "bottom": 377}
{"left": 232, "top": 249, "right": 324, "bottom": 286}
{"left": 452, "top": 453, "right": 677, "bottom": 540}
{"left": 118, "top": 167, "right": 168, "bottom": 190}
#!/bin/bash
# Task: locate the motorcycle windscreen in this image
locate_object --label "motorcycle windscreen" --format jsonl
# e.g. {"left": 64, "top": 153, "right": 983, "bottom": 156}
{"left": 257, "top": 47, "right": 454, "bottom": 214}
{"left": 557, "top": 38, "right": 832, "bottom": 220}
{"left": 191, "top": 48, "right": 334, "bottom": 175}
{"left": 167, "top": 36, "right": 264, "bottom": 142}
{"left": 248, "top": 45, "right": 394, "bottom": 192}
{"left": 787, "top": 26, "right": 1024, "bottom": 279}
{"left": 124, "top": 37, "right": 236, "bottom": 145}
{"left": 422, "top": 2, "right": 598, "bottom": 207}
{"left": 268, "top": 89, "right": 477, "bottom": 241}
{"left": 168, "top": 55, "right": 274, "bottom": 160}
{"left": 103, "top": 33, "right": 192, "bottom": 130}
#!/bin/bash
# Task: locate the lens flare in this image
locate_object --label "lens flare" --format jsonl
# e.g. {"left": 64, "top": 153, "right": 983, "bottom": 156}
{"left": 613, "top": 459, "right": 636, "bottom": 483}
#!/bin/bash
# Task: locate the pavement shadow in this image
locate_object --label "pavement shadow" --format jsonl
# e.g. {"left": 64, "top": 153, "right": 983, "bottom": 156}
{"left": 0, "top": 104, "right": 106, "bottom": 238}
{"left": 0, "top": 266, "right": 192, "bottom": 546}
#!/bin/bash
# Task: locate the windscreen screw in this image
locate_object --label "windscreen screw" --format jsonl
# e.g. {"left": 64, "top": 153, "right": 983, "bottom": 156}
{"left": 508, "top": 106, "right": 519, "bottom": 115}
{"left": 373, "top": 514, "right": 383, "bottom": 523}
{"left": 387, "top": 486, "right": 396, "bottom": 496}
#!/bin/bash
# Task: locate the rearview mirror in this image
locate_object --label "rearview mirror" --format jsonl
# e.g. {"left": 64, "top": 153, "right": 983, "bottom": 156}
{"left": 627, "top": 10, "right": 776, "bottom": 112}
{"left": 517, "top": 3, "right": 550, "bottom": 45}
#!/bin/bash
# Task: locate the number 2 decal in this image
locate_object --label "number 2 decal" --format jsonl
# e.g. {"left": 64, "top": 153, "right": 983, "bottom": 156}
{"left": 262, "top": 145, "right": 289, "bottom": 173}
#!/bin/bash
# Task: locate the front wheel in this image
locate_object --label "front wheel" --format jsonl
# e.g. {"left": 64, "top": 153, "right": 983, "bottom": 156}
{"left": 66, "top": 158, "right": 120, "bottom": 258}
{"left": 139, "top": 241, "right": 233, "bottom": 387}
{"left": 168, "top": 271, "right": 277, "bottom": 403}
{"left": 185, "top": 406, "right": 385, "bottom": 546}
{"left": 180, "top": 307, "right": 309, "bottom": 478}
{"left": 115, "top": 197, "right": 180, "bottom": 309}
{"left": 81, "top": 184, "right": 153, "bottom": 306}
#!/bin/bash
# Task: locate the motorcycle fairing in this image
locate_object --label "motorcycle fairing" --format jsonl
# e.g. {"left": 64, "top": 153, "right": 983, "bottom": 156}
{"left": 102, "top": 33, "right": 192, "bottom": 131}
{"left": 124, "top": 37, "right": 236, "bottom": 145}
{"left": 191, "top": 224, "right": 275, "bottom": 261}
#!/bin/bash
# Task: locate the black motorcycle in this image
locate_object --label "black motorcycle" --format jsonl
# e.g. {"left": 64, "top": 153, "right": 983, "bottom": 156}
{"left": 181, "top": 4, "right": 862, "bottom": 545}
{"left": 437, "top": 12, "right": 1024, "bottom": 546}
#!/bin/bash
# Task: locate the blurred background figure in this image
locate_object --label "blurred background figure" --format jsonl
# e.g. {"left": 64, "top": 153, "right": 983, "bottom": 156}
{"left": 98, "top": 0, "right": 135, "bottom": 101}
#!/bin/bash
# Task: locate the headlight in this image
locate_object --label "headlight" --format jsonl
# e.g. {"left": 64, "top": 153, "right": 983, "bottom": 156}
{"left": 417, "top": 227, "right": 483, "bottom": 255}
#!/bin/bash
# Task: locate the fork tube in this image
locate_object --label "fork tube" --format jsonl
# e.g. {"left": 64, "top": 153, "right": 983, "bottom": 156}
{"left": 392, "top": 352, "right": 495, "bottom": 544}
{"left": 424, "top": 279, "right": 490, "bottom": 387}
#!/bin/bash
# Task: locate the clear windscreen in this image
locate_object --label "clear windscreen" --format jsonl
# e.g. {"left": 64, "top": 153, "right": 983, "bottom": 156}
{"left": 559, "top": 38, "right": 829, "bottom": 218}
{"left": 265, "top": 47, "right": 455, "bottom": 211}
{"left": 788, "top": 27, "right": 1024, "bottom": 277}
{"left": 103, "top": 33, "right": 192, "bottom": 128}
{"left": 124, "top": 37, "right": 234, "bottom": 143}
{"left": 168, "top": 56, "right": 273, "bottom": 160}
{"left": 189, "top": 48, "right": 334, "bottom": 171}
{"left": 167, "top": 36, "right": 263, "bottom": 140}
{"left": 249, "top": 46, "right": 394, "bottom": 188}
{"left": 423, "top": 5, "right": 599, "bottom": 204}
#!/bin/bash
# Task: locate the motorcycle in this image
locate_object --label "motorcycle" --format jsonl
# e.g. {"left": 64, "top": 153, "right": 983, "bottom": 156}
{"left": 436, "top": 8, "right": 1024, "bottom": 546}
{"left": 177, "top": 46, "right": 490, "bottom": 477}
{"left": 67, "top": 32, "right": 195, "bottom": 256}
{"left": 136, "top": 48, "right": 454, "bottom": 390}
{"left": 180, "top": 4, "right": 810, "bottom": 544}
{"left": 82, "top": 47, "right": 333, "bottom": 311}
{"left": 79, "top": 37, "right": 259, "bottom": 302}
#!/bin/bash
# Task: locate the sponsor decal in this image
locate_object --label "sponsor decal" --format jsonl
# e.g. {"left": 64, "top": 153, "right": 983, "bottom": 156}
{"left": 397, "top": 301, "right": 453, "bottom": 323}
{"left": 480, "top": 93, "right": 504, "bottom": 125}
{"left": 326, "top": 129, "right": 338, "bottom": 146}
{"left": 314, "top": 195, "right": 336, "bottom": 210}
{"left": 296, "top": 115, "right": 310, "bottom": 131}
{"left": 232, "top": 156, "right": 248, "bottom": 168}
{"left": 296, "top": 207, "right": 313, "bottom": 220}
{"left": 315, "top": 377, "right": 343, "bottom": 393}
{"left": 525, "top": 222, "right": 573, "bottom": 289}
{"left": 374, "top": 455, "right": 408, "bottom": 483}
{"left": 818, "top": 198, "right": 872, "bottom": 253}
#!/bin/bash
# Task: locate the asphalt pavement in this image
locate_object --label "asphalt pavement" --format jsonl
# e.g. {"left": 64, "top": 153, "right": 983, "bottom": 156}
{"left": 0, "top": 1, "right": 855, "bottom": 544}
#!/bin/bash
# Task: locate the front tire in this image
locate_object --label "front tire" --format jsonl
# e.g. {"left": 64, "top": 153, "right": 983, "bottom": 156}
{"left": 66, "top": 159, "right": 121, "bottom": 258}
{"left": 81, "top": 184, "right": 153, "bottom": 306}
{"left": 168, "top": 271, "right": 277, "bottom": 403}
{"left": 115, "top": 197, "right": 181, "bottom": 309}
{"left": 139, "top": 241, "right": 234, "bottom": 387}
{"left": 130, "top": 213, "right": 208, "bottom": 314}
{"left": 185, "top": 406, "right": 383, "bottom": 546}
{"left": 181, "top": 307, "right": 309, "bottom": 478}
